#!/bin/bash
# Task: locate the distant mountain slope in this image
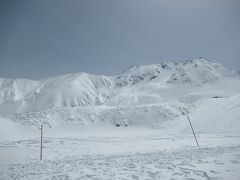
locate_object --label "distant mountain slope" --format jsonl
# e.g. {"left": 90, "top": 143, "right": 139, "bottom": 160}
{"left": 0, "top": 78, "right": 38, "bottom": 104}
{"left": 115, "top": 58, "right": 238, "bottom": 87}
{"left": 0, "top": 58, "right": 240, "bottom": 132}
{"left": 0, "top": 73, "right": 112, "bottom": 114}
{"left": 0, "top": 58, "right": 239, "bottom": 115}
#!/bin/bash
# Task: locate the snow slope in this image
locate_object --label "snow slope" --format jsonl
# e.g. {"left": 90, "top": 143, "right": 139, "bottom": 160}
{"left": 0, "top": 58, "right": 240, "bottom": 133}
{"left": 0, "top": 73, "right": 112, "bottom": 114}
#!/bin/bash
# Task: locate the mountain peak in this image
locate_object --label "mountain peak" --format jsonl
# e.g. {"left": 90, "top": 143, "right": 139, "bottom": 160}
{"left": 115, "top": 58, "right": 239, "bottom": 87}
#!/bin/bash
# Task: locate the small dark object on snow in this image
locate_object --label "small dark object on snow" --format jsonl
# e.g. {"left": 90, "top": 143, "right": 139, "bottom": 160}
{"left": 149, "top": 75, "right": 157, "bottom": 80}
{"left": 212, "top": 96, "right": 223, "bottom": 98}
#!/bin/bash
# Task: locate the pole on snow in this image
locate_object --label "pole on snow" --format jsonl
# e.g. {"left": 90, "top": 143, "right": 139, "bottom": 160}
{"left": 40, "top": 124, "right": 43, "bottom": 160}
{"left": 187, "top": 115, "right": 199, "bottom": 147}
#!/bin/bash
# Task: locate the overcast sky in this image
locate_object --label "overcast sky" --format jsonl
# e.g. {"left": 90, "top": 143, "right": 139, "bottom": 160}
{"left": 1, "top": 0, "right": 240, "bottom": 79}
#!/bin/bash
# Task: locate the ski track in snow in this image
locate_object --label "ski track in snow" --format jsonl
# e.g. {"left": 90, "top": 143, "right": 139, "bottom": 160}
{"left": 0, "top": 134, "right": 240, "bottom": 180}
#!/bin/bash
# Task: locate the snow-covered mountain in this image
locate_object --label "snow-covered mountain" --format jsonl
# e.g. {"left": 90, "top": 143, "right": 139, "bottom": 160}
{"left": 0, "top": 58, "right": 240, "bottom": 133}
{"left": 115, "top": 58, "right": 238, "bottom": 87}
{"left": 0, "top": 73, "right": 113, "bottom": 114}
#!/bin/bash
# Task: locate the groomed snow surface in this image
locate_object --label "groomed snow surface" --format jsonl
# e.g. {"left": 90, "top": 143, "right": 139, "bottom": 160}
{"left": 0, "top": 59, "right": 240, "bottom": 179}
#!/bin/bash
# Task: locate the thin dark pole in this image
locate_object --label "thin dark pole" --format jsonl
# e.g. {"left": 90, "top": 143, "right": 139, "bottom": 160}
{"left": 187, "top": 115, "right": 199, "bottom": 147}
{"left": 40, "top": 124, "right": 43, "bottom": 160}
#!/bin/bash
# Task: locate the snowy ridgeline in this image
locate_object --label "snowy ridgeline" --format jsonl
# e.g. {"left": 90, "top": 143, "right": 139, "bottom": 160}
{"left": 0, "top": 58, "right": 240, "bottom": 132}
